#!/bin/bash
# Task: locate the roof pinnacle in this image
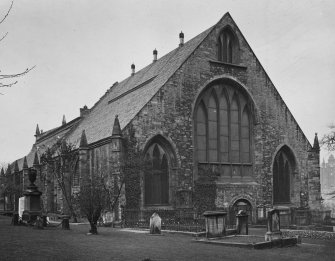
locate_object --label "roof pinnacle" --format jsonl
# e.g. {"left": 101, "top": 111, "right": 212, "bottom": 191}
{"left": 79, "top": 130, "right": 88, "bottom": 148}
{"left": 112, "top": 115, "right": 122, "bottom": 137}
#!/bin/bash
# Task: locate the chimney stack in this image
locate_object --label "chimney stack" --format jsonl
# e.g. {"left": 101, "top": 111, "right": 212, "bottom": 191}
{"left": 80, "top": 105, "right": 89, "bottom": 117}
{"left": 179, "top": 31, "right": 184, "bottom": 47}
{"left": 131, "top": 63, "right": 135, "bottom": 76}
{"left": 153, "top": 49, "right": 158, "bottom": 62}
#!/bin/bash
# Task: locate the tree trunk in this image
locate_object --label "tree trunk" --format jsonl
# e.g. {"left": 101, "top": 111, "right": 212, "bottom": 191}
{"left": 72, "top": 215, "right": 78, "bottom": 223}
{"left": 89, "top": 222, "right": 98, "bottom": 234}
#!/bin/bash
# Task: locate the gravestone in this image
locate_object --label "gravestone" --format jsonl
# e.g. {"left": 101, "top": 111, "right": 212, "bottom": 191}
{"left": 265, "top": 209, "right": 282, "bottom": 241}
{"left": 203, "top": 211, "right": 227, "bottom": 238}
{"left": 34, "top": 216, "right": 44, "bottom": 229}
{"left": 23, "top": 169, "right": 42, "bottom": 224}
{"left": 18, "top": 197, "right": 26, "bottom": 219}
{"left": 236, "top": 210, "right": 248, "bottom": 235}
{"left": 149, "top": 213, "right": 161, "bottom": 234}
{"left": 102, "top": 211, "right": 114, "bottom": 226}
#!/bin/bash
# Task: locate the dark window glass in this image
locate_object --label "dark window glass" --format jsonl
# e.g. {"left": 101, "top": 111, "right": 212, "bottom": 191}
{"left": 144, "top": 143, "right": 169, "bottom": 205}
{"left": 208, "top": 93, "right": 218, "bottom": 162}
{"left": 220, "top": 92, "right": 229, "bottom": 162}
{"left": 273, "top": 151, "right": 291, "bottom": 204}
{"left": 230, "top": 96, "right": 239, "bottom": 162}
{"left": 241, "top": 107, "right": 250, "bottom": 162}
{"left": 218, "top": 29, "right": 235, "bottom": 63}
{"left": 196, "top": 103, "right": 207, "bottom": 162}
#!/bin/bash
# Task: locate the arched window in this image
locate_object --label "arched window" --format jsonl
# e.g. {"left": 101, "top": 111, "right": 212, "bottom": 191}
{"left": 273, "top": 147, "right": 295, "bottom": 204}
{"left": 218, "top": 27, "right": 237, "bottom": 63}
{"left": 194, "top": 83, "right": 252, "bottom": 177}
{"left": 144, "top": 143, "right": 169, "bottom": 205}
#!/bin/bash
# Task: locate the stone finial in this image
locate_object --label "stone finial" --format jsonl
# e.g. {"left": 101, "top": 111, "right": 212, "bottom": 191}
{"left": 35, "top": 124, "right": 40, "bottom": 136}
{"left": 79, "top": 130, "right": 88, "bottom": 148}
{"left": 23, "top": 156, "right": 28, "bottom": 169}
{"left": 313, "top": 133, "right": 320, "bottom": 151}
{"left": 153, "top": 49, "right": 158, "bottom": 62}
{"left": 33, "top": 151, "right": 40, "bottom": 166}
{"left": 14, "top": 160, "right": 19, "bottom": 173}
{"left": 112, "top": 115, "right": 122, "bottom": 137}
{"left": 131, "top": 63, "right": 135, "bottom": 76}
{"left": 179, "top": 31, "right": 184, "bottom": 47}
{"left": 62, "top": 115, "right": 66, "bottom": 125}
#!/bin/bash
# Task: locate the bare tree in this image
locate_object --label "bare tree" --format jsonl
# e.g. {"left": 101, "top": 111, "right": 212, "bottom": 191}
{"left": 40, "top": 140, "right": 79, "bottom": 222}
{"left": 321, "top": 124, "right": 335, "bottom": 151}
{"left": 77, "top": 176, "right": 110, "bottom": 234}
{"left": 0, "top": 1, "right": 35, "bottom": 95}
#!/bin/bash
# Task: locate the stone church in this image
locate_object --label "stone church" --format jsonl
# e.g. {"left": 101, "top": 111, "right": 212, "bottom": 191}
{"left": 1, "top": 13, "right": 322, "bottom": 226}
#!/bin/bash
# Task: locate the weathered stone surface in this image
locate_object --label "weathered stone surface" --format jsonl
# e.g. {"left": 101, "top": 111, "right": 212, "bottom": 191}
{"left": 265, "top": 209, "right": 282, "bottom": 241}
{"left": 203, "top": 211, "right": 227, "bottom": 238}
{"left": 149, "top": 213, "right": 161, "bottom": 234}
{"left": 236, "top": 210, "right": 248, "bottom": 235}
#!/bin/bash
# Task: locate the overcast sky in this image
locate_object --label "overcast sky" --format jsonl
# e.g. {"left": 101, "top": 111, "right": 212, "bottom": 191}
{"left": 0, "top": 0, "right": 334, "bottom": 164}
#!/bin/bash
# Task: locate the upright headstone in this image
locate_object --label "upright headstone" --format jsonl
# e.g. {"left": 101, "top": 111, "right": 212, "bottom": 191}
{"left": 18, "top": 197, "right": 26, "bottom": 219}
{"left": 236, "top": 210, "right": 248, "bottom": 235}
{"left": 102, "top": 211, "right": 114, "bottom": 226}
{"left": 265, "top": 209, "right": 282, "bottom": 241}
{"left": 149, "top": 213, "right": 161, "bottom": 234}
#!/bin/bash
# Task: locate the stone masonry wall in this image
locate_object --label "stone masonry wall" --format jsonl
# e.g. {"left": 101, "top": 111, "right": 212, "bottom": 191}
{"left": 126, "top": 14, "right": 318, "bottom": 212}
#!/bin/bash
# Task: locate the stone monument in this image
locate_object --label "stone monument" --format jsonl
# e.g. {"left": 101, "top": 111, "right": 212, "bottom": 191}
{"left": 203, "top": 211, "right": 227, "bottom": 238}
{"left": 236, "top": 210, "right": 248, "bottom": 235}
{"left": 149, "top": 213, "right": 161, "bottom": 234}
{"left": 22, "top": 169, "right": 42, "bottom": 224}
{"left": 265, "top": 209, "right": 282, "bottom": 241}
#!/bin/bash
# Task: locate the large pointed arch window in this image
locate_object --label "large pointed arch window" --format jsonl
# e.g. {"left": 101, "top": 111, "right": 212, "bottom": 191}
{"left": 273, "top": 147, "right": 295, "bottom": 204}
{"left": 144, "top": 143, "right": 169, "bottom": 205}
{"left": 194, "top": 83, "right": 252, "bottom": 177}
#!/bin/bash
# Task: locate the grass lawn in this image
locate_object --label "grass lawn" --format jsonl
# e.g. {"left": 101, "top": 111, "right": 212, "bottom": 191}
{"left": 0, "top": 215, "right": 334, "bottom": 261}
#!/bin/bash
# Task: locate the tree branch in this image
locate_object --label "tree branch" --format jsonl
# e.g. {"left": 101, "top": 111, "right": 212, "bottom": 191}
{"left": 0, "top": 32, "right": 8, "bottom": 42}
{"left": 0, "top": 66, "right": 36, "bottom": 81}
{"left": 0, "top": 1, "right": 13, "bottom": 25}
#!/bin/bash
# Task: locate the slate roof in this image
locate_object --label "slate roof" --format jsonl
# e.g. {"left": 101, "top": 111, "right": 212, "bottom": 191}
{"left": 13, "top": 118, "right": 81, "bottom": 171}
{"left": 11, "top": 21, "right": 215, "bottom": 171}
{"left": 66, "top": 25, "right": 214, "bottom": 146}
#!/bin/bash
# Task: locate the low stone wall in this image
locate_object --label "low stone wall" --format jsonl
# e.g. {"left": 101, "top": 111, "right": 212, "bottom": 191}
{"left": 282, "top": 229, "right": 335, "bottom": 240}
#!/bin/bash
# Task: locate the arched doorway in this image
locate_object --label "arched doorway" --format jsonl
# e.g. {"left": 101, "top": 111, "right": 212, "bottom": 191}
{"left": 230, "top": 199, "right": 252, "bottom": 224}
{"left": 272, "top": 146, "right": 296, "bottom": 205}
